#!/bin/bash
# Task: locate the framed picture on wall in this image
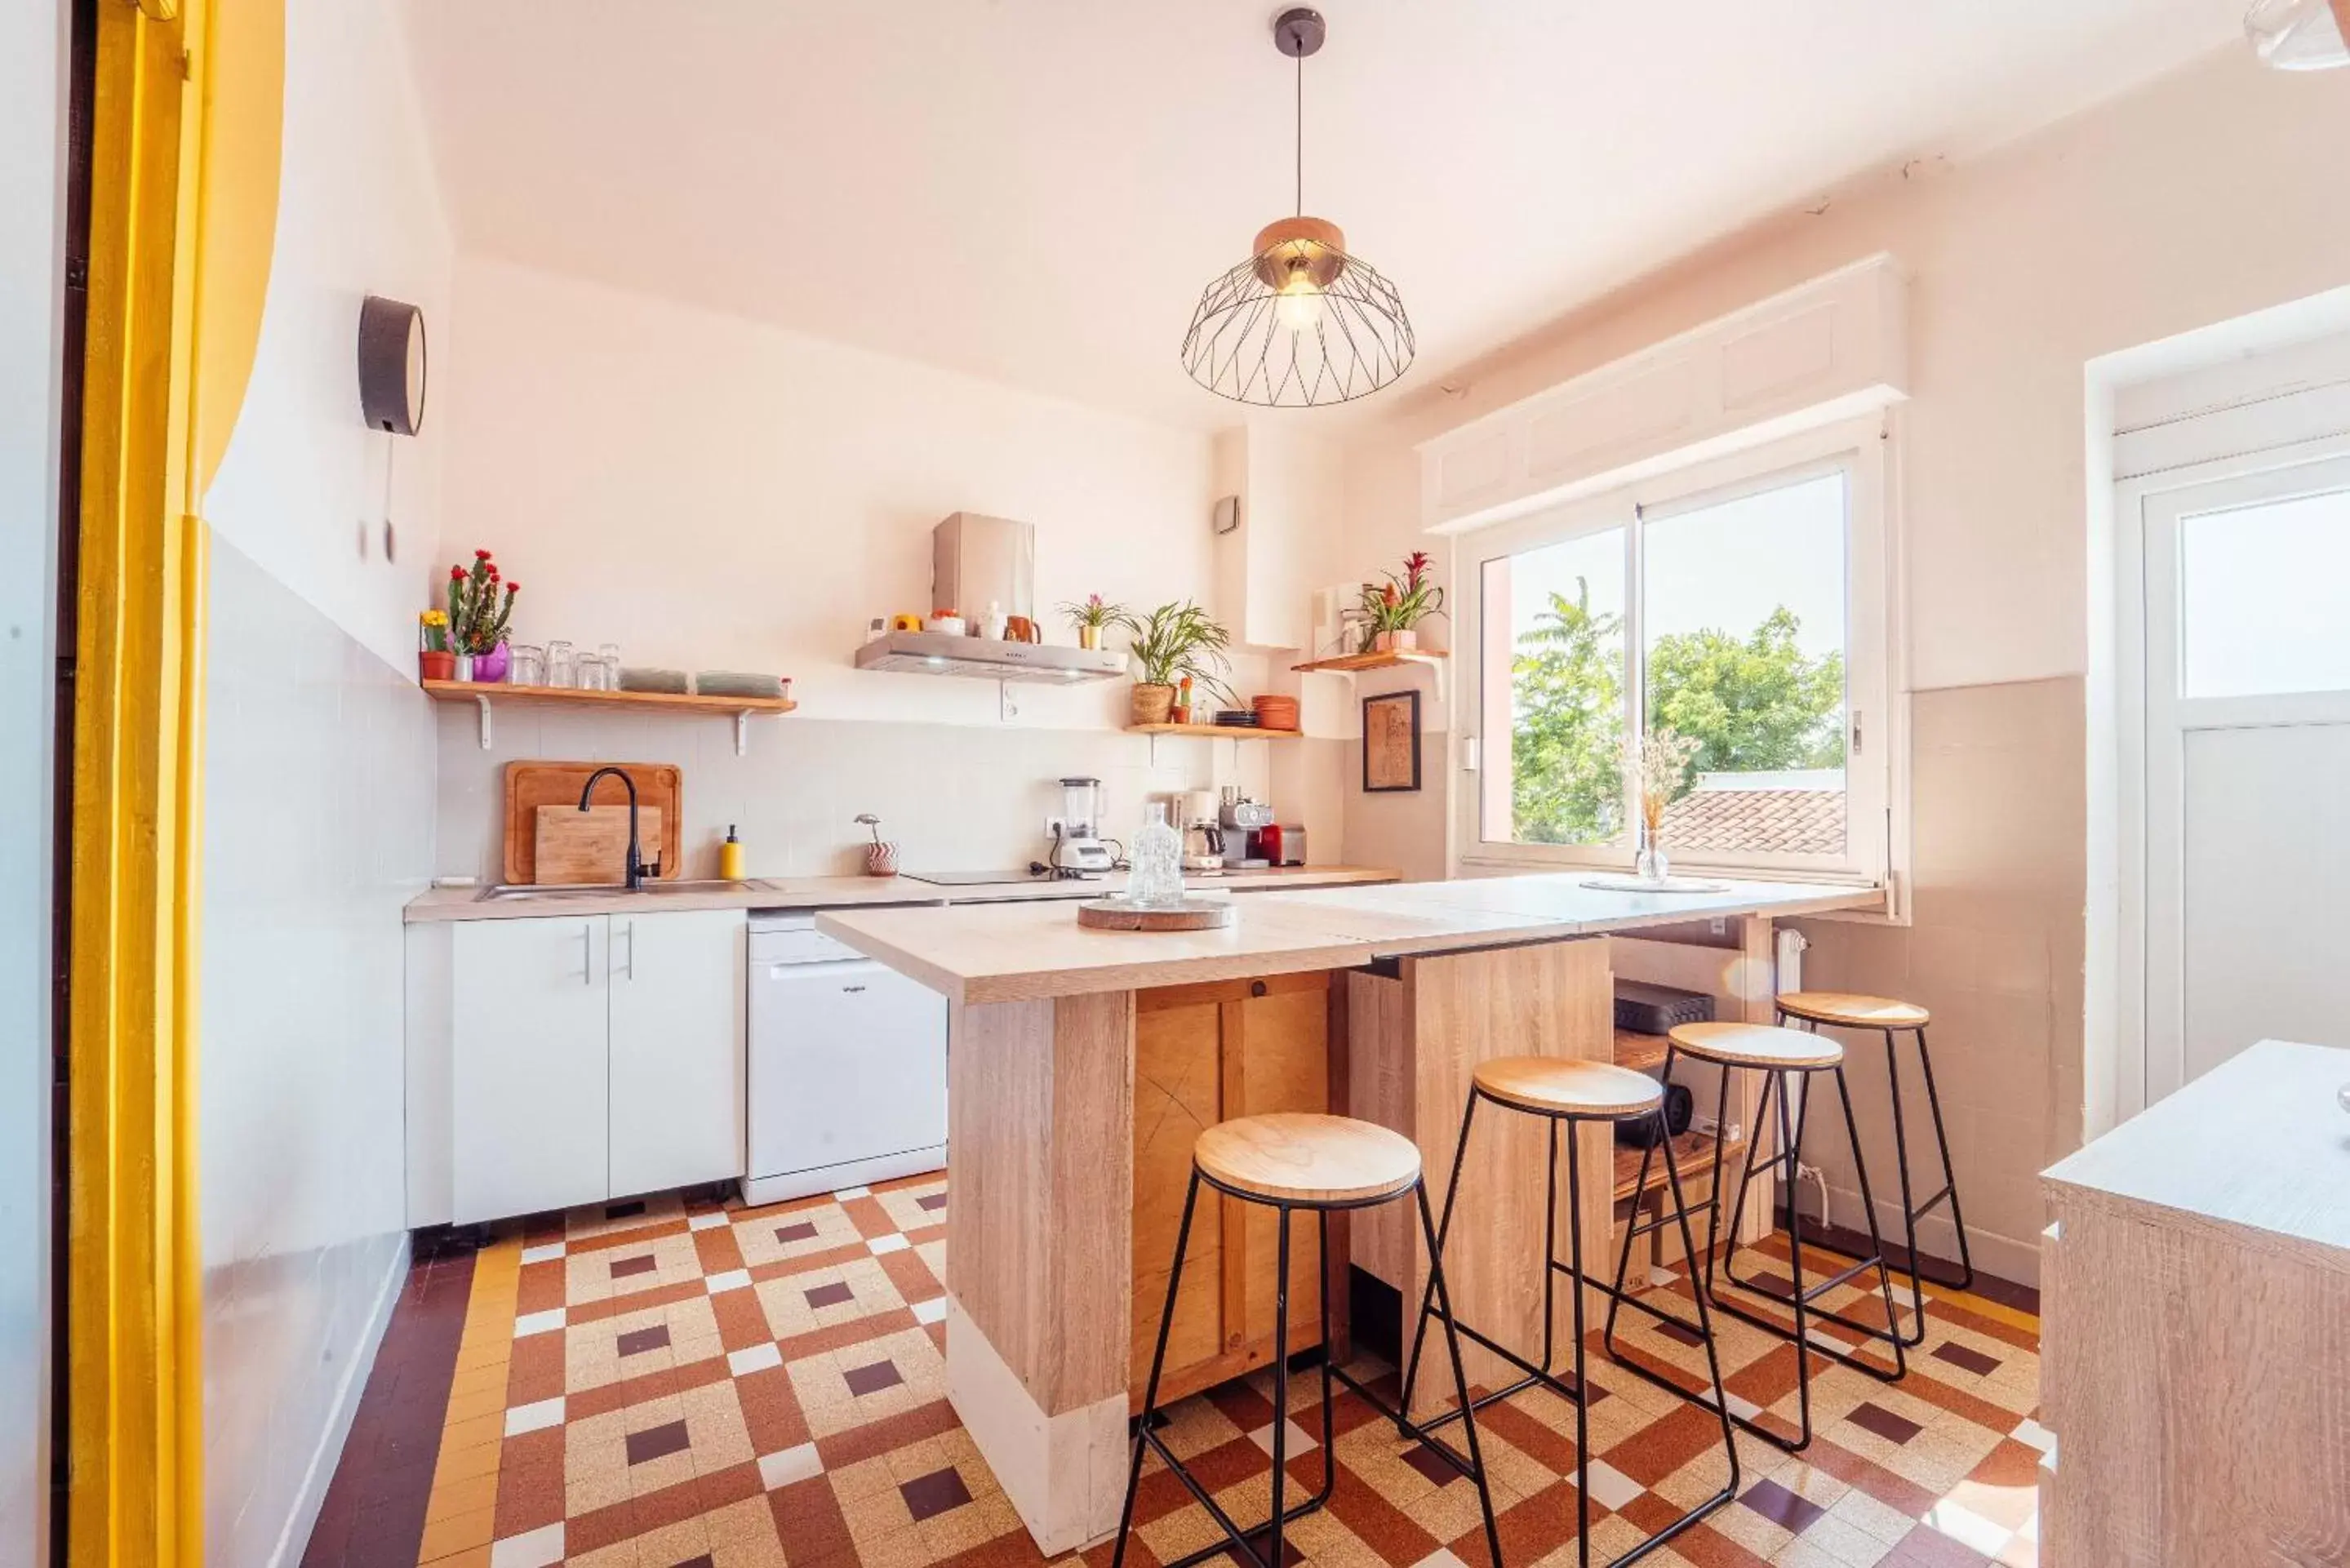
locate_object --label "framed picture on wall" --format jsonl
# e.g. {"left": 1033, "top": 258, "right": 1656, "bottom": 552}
{"left": 1362, "top": 690, "right": 1422, "bottom": 793}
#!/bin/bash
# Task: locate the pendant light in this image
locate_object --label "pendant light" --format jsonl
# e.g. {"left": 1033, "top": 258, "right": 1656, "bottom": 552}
{"left": 1181, "top": 8, "right": 1414, "bottom": 407}
{"left": 2246, "top": 0, "right": 2350, "bottom": 68}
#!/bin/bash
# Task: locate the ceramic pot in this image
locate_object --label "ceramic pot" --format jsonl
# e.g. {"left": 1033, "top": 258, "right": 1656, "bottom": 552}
{"left": 473, "top": 641, "right": 511, "bottom": 682}
{"left": 865, "top": 841, "right": 900, "bottom": 877}
{"left": 419, "top": 650, "right": 456, "bottom": 682}
{"left": 1372, "top": 629, "right": 1418, "bottom": 653}
{"left": 1077, "top": 624, "right": 1102, "bottom": 650}
{"left": 1131, "top": 683, "right": 1176, "bottom": 725}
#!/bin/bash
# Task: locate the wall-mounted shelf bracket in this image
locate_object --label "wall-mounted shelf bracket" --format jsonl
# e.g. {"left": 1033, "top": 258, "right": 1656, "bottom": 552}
{"left": 474, "top": 695, "right": 493, "bottom": 751}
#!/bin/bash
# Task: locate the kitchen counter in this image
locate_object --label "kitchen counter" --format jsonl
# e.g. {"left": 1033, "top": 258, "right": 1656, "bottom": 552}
{"left": 815, "top": 869, "right": 1877, "bottom": 1552}
{"left": 816, "top": 873, "right": 1878, "bottom": 1004}
{"left": 401, "top": 864, "right": 1398, "bottom": 922}
{"left": 2038, "top": 1040, "right": 2350, "bottom": 1562}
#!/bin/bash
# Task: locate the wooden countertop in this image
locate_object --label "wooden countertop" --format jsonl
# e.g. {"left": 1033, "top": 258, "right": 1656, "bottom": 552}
{"left": 816, "top": 873, "right": 1881, "bottom": 1004}
{"left": 403, "top": 864, "right": 1398, "bottom": 923}
{"left": 2043, "top": 1038, "right": 2350, "bottom": 1265}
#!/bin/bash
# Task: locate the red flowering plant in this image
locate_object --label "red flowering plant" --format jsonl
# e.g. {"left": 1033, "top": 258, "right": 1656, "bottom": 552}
{"left": 1357, "top": 549, "right": 1444, "bottom": 651}
{"left": 445, "top": 549, "right": 519, "bottom": 655}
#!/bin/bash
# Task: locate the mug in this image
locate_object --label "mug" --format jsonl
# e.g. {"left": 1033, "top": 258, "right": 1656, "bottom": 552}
{"left": 890, "top": 613, "right": 923, "bottom": 633}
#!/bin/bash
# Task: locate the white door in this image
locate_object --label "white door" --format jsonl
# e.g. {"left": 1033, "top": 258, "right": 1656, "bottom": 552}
{"left": 2135, "top": 455, "right": 2350, "bottom": 1103}
{"left": 453, "top": 915, "right": 611, "bottom": 1223}
{"left": 748, "top": 957, "right": 948, "bottom": 1183}
{"left": 609, "top": 908, "right": 748, "bottom": 1197}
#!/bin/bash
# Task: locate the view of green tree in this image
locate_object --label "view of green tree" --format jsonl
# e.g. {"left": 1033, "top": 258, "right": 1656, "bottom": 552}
{"left": 1508, "top": 592, "right": 1845, "bottom": 844}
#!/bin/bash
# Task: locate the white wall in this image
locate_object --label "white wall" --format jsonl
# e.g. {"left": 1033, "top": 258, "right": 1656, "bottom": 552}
{"left": 441, "top": 256, "right": 1251, "bottom": 727}
{"left": 0, "top": 2, "right": 64, "bottom": 1561}
{"left": 206, "top": 0, "right": 453, "bottom": 673}
{"left": 1338, "top": 44, "right": 2350, "bottom": 1283}
{"left": 195, "top": 3, "right": 451, "bottom": 1563}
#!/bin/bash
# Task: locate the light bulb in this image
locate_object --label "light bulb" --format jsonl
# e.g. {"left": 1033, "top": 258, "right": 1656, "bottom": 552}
{"left": 1275, "top": 273, "right": 1326, "bottom": 335}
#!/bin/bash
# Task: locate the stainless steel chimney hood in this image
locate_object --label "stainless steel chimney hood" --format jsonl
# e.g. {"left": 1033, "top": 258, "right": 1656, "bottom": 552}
{"left": 852, "top": 513, "right": 1129, "bottom": 683}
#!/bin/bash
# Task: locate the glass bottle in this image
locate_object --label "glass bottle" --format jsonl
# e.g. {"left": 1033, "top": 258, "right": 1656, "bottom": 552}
{"left": 1127, "top": 801, "right": 1185, "bottom": 908}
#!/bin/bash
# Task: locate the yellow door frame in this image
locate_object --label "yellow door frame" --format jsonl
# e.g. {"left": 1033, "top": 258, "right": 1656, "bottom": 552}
{"left": 68, "top": 0, "right": 278, "bottom": 1561}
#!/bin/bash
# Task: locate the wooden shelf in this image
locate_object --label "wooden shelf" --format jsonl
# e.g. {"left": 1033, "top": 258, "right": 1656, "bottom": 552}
{"left": 1614, "top": 1128, "right": 1743, "bottom": 1203}
{"left": 422, "top": 679, "right": 797, "bottom": 717}
{"left": 1290, "top": 650, "right": 1448, "bottom": 674}
{"left": 1615, "top": 1028, "right": 1671, "bottom": 1075}
{"left": 423, "top": 680, "right": 796, "bottom": 755}
{"left": 1127, "top": 722, "right": 1304, "bottom": 740}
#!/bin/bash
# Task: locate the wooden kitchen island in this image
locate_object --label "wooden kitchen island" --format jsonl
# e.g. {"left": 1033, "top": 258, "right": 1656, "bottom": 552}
{"left": 818, "top": 874, "right": 1878, "bottom": 1554}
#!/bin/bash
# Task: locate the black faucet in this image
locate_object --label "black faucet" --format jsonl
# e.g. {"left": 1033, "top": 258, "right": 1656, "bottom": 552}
{"left": 579, "top": 766, "right": 662, "bottom": 891}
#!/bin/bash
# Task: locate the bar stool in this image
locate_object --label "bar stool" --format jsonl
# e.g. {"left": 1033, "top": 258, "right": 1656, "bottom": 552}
{"left": 1611, "top": 1022, "right": 1907, "bottom": 1454}
{"left": 1775, "top": 990, "right": 1973, "bottom": 1347}
{"left": 1112, "top": 1113, "right": 1504, "bottom": 1568}
{"left": 1402, "top": 1059, "right": 1739, "bottom": 1567}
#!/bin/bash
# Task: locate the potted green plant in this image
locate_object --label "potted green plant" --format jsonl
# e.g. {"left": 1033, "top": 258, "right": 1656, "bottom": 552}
{"left": 1358, "top": 549, "right": 1444, "bottom": 653}
{"left": 445, "top": 549, "right": 520, "bottom": 681}
{"left": 1124, "top": 600, "right": 1233, "bottom": 725}
{"left": 1059, "top": 593, "right": 1131, "bottom": 651}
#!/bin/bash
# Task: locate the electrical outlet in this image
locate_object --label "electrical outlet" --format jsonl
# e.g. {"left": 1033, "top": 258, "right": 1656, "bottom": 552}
{"left": 1044, "top": 815, "right": 1065, "bottom": 841}
{"left": 1709, "top": 915, "right": 1726, "bottom": 936}
{"left": 1690, "top": 1112, "right": 1718, "bottom": 1136}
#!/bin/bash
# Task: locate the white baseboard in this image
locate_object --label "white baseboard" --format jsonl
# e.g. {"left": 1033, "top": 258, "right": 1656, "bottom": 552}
{"left": 1801, "top": 1178, "right": 2041, "bottom": 1290}
{"left": 270, "top": 1233, "right": 412, "bottom": 1568}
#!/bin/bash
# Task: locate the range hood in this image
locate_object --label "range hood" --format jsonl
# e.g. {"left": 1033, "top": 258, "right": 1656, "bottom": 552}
{"left": 855, "top": 629, "right": 1126, "bottom": 683}
{"left": 854, "top": 512, "right": 1128, "bottom": 683}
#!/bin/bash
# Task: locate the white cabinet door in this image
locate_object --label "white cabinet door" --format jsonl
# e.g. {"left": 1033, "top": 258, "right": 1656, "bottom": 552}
{"left": 608, "top": 908, "right": 746, "bottom": 1198}
{"left": 452, "top": 915, "right": 610, "bottom": 1224}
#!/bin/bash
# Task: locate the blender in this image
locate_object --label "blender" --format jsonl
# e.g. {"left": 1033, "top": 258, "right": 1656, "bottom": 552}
{"left": 1048, "top": 776, "right": 1117, "bottom": 875}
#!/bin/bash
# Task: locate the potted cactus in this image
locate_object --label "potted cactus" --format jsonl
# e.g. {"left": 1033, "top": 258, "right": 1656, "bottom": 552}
{"left": 445, "top": 549, "right": 520, "bottom": 681}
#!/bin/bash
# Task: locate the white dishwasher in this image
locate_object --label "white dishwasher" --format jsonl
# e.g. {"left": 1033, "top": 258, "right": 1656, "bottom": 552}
{"left": 744, "top": 913, "right": 949, "bottom": 1206}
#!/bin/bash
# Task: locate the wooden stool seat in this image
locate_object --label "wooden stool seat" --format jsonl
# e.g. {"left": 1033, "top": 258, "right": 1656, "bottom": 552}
{"left": 1473, "top": 1056, "right": 1663, "bottom": 1119}
{"left": 1777, "top": 991, "right": 1930, "bottom": 1029}
{"left": 1193, "top": 1113, "right": 1422, "bottom": 1206}
{"left": 1668, "top": 1020, "right": 1844, "bottom": 1070}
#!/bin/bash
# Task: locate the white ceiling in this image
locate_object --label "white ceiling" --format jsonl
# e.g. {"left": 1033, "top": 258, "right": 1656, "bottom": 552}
{"left": 398, "top": 0, "right": 2243, "bottom": 430}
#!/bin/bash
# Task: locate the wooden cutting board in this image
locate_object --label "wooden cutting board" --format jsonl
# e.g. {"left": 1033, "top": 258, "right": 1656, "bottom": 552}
{"left": 503, "top": 761, "right": 683, "bottom": 885}
{"left": 534, "top": 806, "right": 669, "bottom": 886}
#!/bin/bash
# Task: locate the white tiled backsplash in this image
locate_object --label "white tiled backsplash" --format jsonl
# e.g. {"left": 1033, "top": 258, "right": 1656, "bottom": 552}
{"left": 432, "top": 703, "right": 1347, "bottom": 881}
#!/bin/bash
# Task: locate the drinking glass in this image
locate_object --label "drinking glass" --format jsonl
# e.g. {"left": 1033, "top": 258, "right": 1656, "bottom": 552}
{"left": 578, "top": 655, "right": 612, "bottom": 692}
{"left": 508, "top": 644, "right": 546, "bottom": 686}
{"left": 546, "top": 640, "right": 576, "bottom": 689}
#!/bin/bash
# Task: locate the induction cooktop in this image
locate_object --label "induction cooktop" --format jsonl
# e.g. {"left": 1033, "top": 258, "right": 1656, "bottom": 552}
{"left": 897, "top": 866, "right": 1103, "bottom": 886}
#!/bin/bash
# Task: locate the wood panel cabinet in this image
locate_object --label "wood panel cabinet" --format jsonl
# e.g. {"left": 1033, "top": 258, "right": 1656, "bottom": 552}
{"left": 1130, "top": 971, "right": 1331, "bottom": 1410}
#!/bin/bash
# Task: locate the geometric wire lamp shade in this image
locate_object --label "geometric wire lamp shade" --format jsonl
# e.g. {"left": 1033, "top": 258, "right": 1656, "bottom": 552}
{"left": 1182, "top": 217, "right": 1415, "bottom": 407}
{"left": 1180, "top": 8, "right": 1415, "bottom": 408}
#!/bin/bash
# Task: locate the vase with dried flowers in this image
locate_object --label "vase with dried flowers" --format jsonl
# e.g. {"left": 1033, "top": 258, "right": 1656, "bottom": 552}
{"left": 445, "top": 549, "right": 520, "bottom": 682}
{"left": 1359, "top": 550, "right": 1444, "bottom": 653}
{"left": 1124, "top": 600, "right": 1233, "bottom": 726}
{"left": 1059, "top": 593, "right": 1131, "bottom": 651}
{"left": 1630, "top": 727, "right": 1702, "bottom": 883}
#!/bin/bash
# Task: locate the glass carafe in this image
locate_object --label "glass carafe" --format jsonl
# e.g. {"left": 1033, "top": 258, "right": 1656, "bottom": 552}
{"left": 1126, "top": 801, "right": 1185, "bottom": 908}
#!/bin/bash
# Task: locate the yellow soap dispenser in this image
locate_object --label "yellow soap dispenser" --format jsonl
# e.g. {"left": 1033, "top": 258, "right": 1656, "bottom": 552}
{"left": 719, "top": 824, "right": 746, "bottom": 882}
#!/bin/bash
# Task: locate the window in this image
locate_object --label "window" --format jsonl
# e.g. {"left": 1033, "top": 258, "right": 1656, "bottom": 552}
{"left": 1462, "top": 423, "right": 1891, "bottom": 882}
{"left": 2177, "top": 488, "right": 2350, "bottom": 700}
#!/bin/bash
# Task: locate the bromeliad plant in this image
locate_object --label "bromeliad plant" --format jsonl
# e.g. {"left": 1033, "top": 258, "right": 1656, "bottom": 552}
{"left": 1126, "top": 600, "right": 1234, "bottom": 710}
{"left": 1059, "top": 593, "right": 1132, "bottom": 650}
{"left": 445, "top": 549, "right": 519, "bottom": 655}
{"left": 1358, "top": 549, "right": 1445, "bottom": 651}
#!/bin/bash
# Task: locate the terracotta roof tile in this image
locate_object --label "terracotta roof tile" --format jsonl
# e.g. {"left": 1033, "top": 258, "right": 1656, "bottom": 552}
{"left": 1659, "top": 788, "right": 1844, "bottom": 857}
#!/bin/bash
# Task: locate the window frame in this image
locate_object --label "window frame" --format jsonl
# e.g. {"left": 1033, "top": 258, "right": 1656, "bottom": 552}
{"left": 1454, "top": 415, "right": 1897, "bottom": 887}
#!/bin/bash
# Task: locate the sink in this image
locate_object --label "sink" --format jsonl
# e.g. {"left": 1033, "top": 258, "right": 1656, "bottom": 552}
{"left": 475, "top": 879, "right": 774, "bottom": 902}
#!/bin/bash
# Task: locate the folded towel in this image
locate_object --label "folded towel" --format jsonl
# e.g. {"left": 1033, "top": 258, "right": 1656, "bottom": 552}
{"left": 619, "top": 667, "right": 691, "bottom": 695}
{"left": 695, "top": 670, "right": 788, "bottom": 700}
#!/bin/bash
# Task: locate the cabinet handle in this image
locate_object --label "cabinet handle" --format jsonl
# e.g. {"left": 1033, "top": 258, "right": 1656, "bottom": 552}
{"left": 580, "top": 923, "right": 593, "bottom": 985}
{"left": 620, "top": 920, "right": 635, "bottom": 981}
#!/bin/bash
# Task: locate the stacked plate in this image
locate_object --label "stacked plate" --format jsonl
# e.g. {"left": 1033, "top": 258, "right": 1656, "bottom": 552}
{"left": 1211, "top": 709, "right": 1259, "bottom": 728}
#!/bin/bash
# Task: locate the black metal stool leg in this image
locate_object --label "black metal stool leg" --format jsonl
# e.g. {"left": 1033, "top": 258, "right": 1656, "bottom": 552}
{"left": 1399, "top": 1089, "right": 1482, "bottom": 1430}
{"left": 1830, "top": 1065, "right": 1908, "bottom": 1380}
{"left": 1565, "top": 1120, "right": 1593, "bottom": 1567}
{"left": 1912, "top": 1026, "right": 1976, "bottom": 1293}
{"left": 1415, "top": 1181, "right": 1506, "bottom": 1568}
{"left": 1881, "top": 1026, "right": 1929, "bottom": 1346}
{"left": 1114, "top": 1171, "right": 1202, "bottom": 1568}
{"left": 1268, "top": 1206, "right": 1293, "bottom": 1568}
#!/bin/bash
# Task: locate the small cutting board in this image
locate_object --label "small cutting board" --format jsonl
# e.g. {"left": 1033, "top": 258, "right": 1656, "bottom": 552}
{"left": 502, "top": 761, "right": 682, "bottom": 885}
{"left": 534, "top": 806, "right": 669, "bottom": 886}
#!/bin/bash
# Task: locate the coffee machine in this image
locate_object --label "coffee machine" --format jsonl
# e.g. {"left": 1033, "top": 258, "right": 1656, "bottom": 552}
{"left": 1181, "top": 789, "right": 1224, "bottom": 876}
{"left": 1219, "top": 788, "right": 1275, "bottom": 870}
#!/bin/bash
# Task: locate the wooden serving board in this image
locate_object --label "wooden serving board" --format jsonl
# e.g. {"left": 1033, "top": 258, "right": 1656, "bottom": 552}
{"left": 502, "top": 761, "right": 682, "bottom": 885}
{"left": 534, "top": 806, "right": 668, "bottom": 886}
{"left": 1076, "top": 898, "right": 1236, "bottom": 931}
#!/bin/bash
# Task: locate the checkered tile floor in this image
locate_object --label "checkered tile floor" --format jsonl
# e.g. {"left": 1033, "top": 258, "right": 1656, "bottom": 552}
{"left": 373, "top": 1175, "right": 2046, "bottom": 1568}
